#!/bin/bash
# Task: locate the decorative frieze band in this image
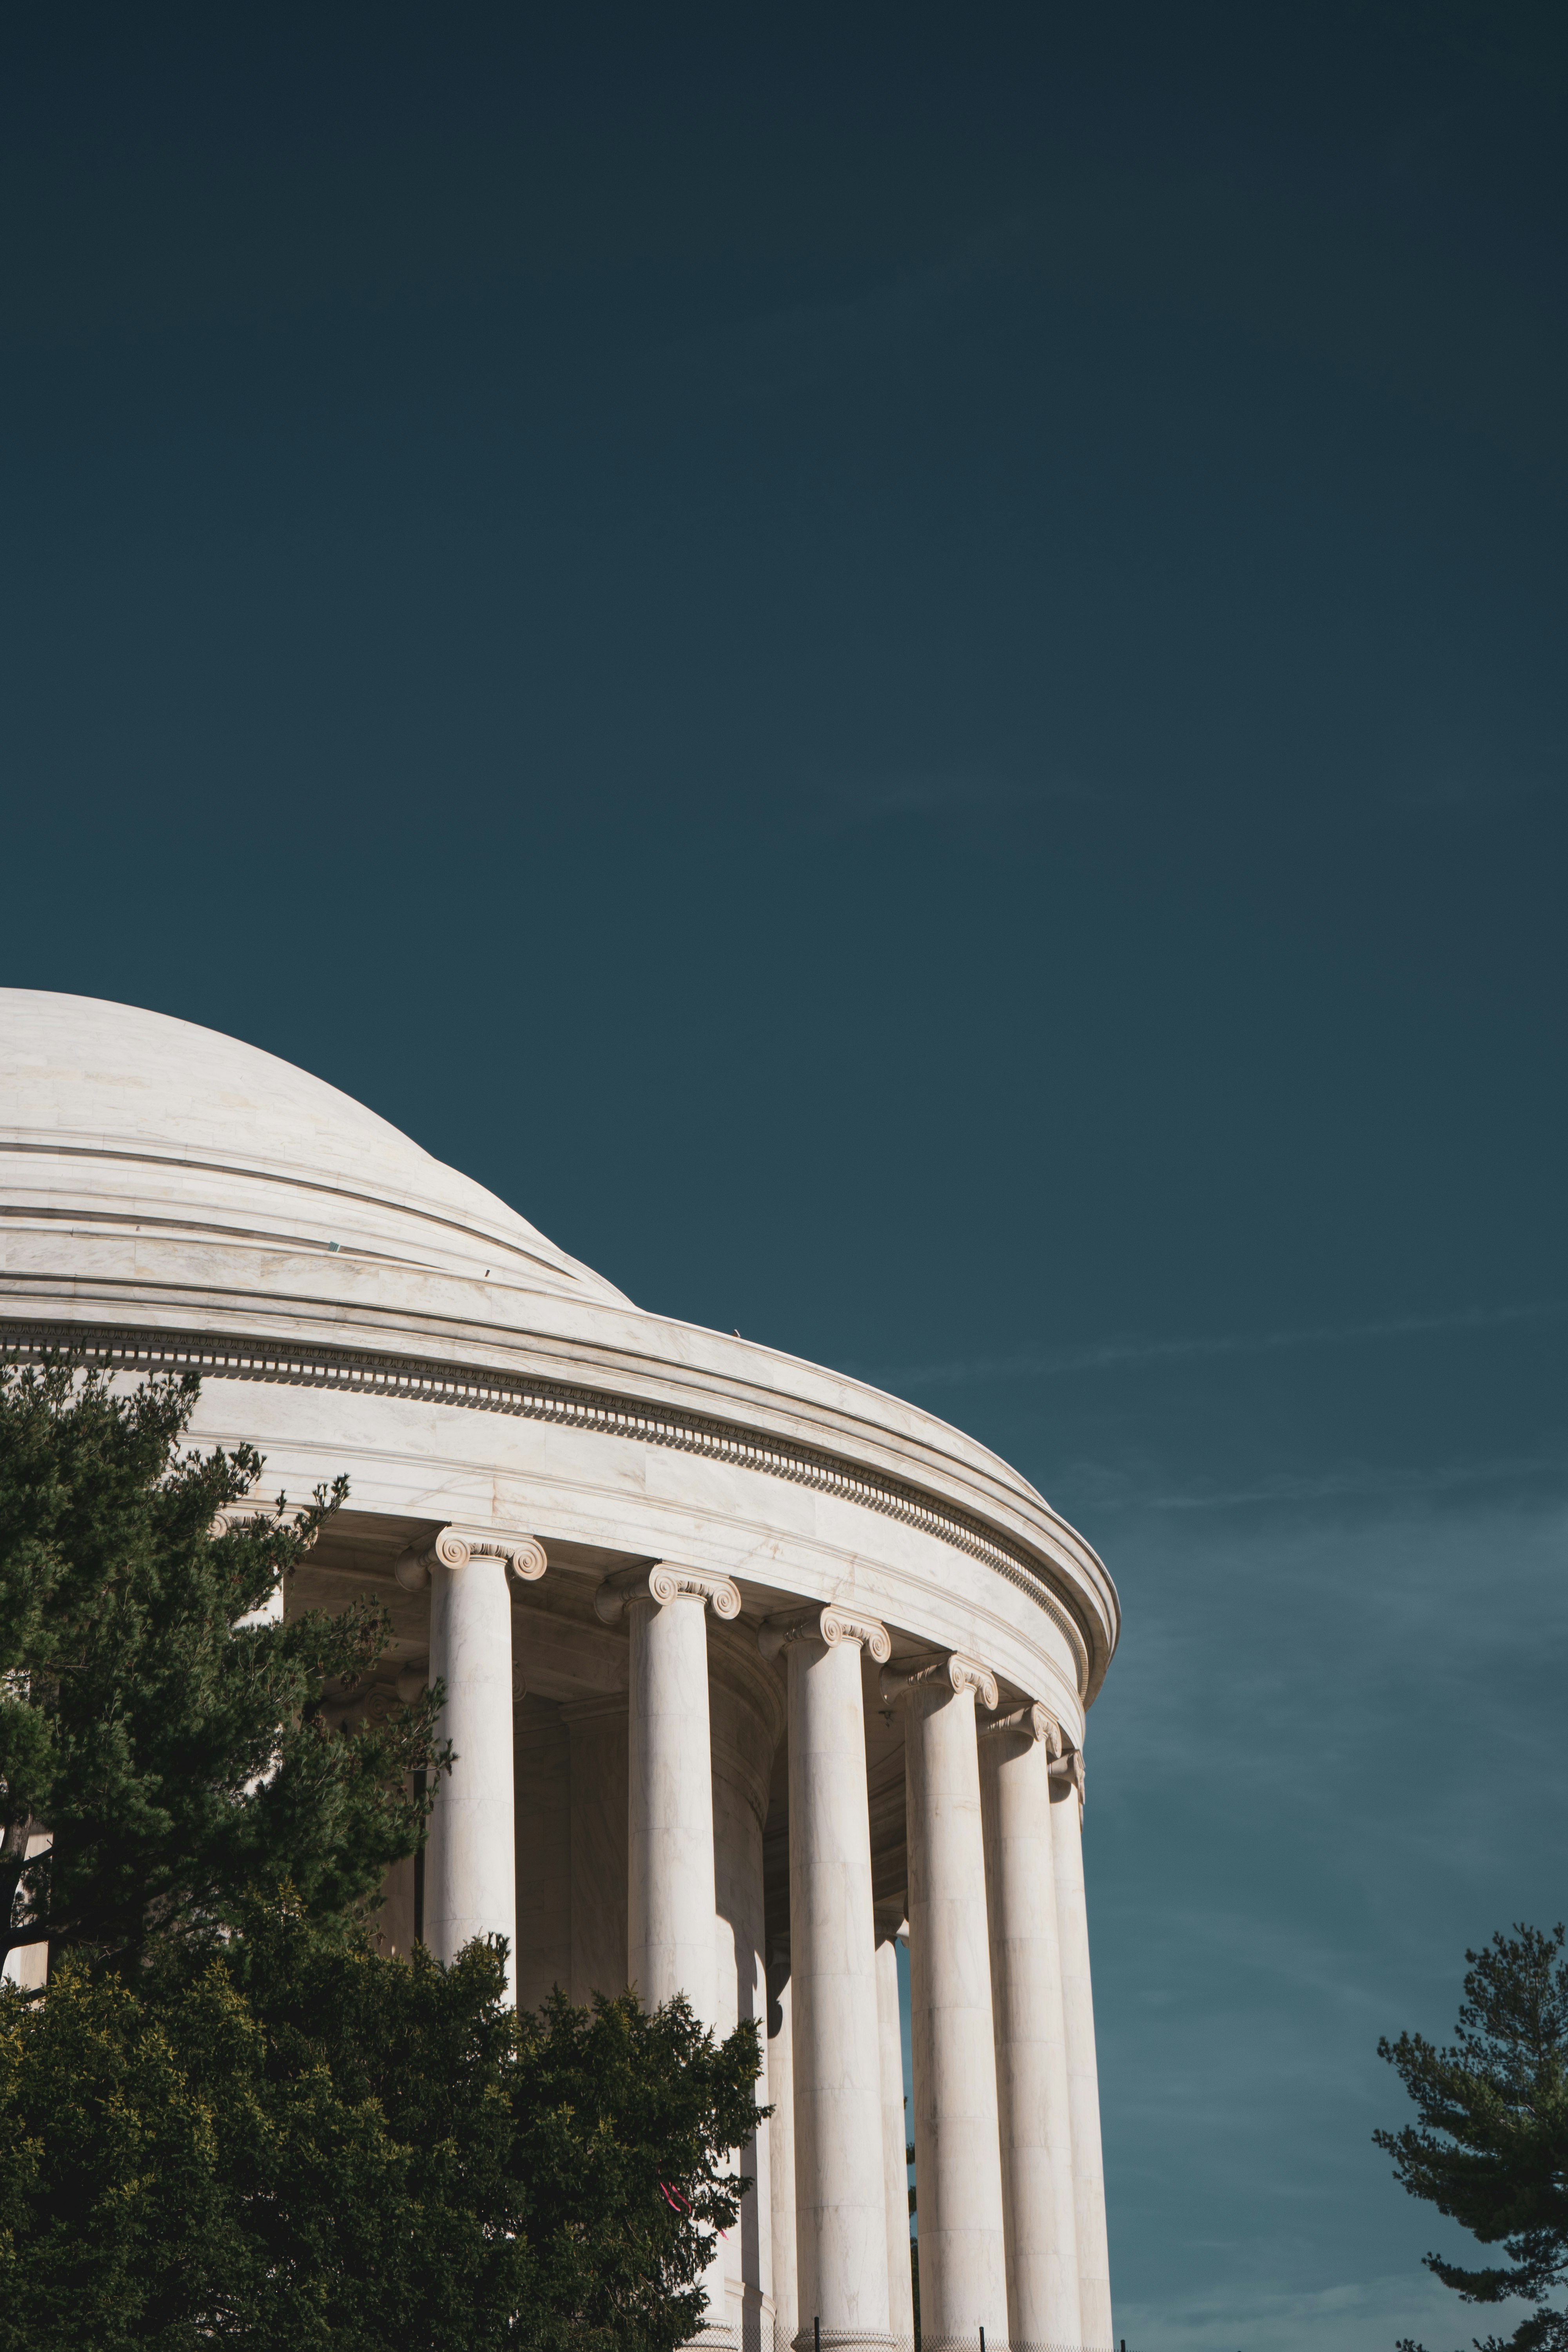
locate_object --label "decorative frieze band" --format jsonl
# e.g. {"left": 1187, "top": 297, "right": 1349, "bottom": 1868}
{"left": 593, "top": 1563, "right": 742, "bottom": 1624}
{"left": 757, "top": 1604, "right": 892, "bottom": 1664}
{"left": 879, "top": 1650, "right": 1000, "bottom": 1711}
{"left": 393, "top": 1526, "right": 548, "bottom": 1591}
{"left": 0, "top": 1317, "right": 1095, "bottom": 1677}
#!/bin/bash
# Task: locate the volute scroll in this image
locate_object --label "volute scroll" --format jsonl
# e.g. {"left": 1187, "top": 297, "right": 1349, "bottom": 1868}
{"left": 209, "top": 1500, "right": 318, "bottom": 1546}
{"left": 981, "top": 1699, "right": 1064, "bottom": 1755}
{"left": 393, "top": 1527, "right": 548, "bottom": 1592}
{"left": 757, "top": 1603, "right": 892, "bottom": 1664}
{"left": 593, "top": 1562, "right": 742, "bottom": 1624}
{"left": 878, "top": 1649, "right": 1000, "bottom": 1711}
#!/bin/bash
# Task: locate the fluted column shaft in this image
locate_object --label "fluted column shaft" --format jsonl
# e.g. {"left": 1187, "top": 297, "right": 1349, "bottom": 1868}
{"left": 628, "top": 1588, "right": 720, "bottom": 2013}
{"left": 980, "top": 1709, "right": 1082, "bottom": 2352}
{"left": 1053, "top": 1756, "right": 1112, "bottom": 2348}
{"left": 771, "top": 1607, "right": 893, "bottom": 2352}
{"left": 711, "top": 1645, "right": 779, "bottom": 2352}
{"left": 407, "top": 1529, "right": 545, "bottom": 2000}
{"left": 603, "top": 1563, "right": 741, "bottom": 2351}
{"left": 889, "top": 1653, "right": 1008, "bottom": 2351}
{"left": 427, "top": 1549, "right": 514, "bottom": 1977}
{"left": 874, "top": 1920, "right": 916, "bottom": 2347}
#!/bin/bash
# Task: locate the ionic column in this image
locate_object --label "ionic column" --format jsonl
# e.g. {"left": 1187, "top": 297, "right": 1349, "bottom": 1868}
{"left": 1051, "top": 1751, "right": 1112, "bottom": 2349}
{"left": 395, "top": 1527, "right": 546, "bottom": 1999}
{"left": 710, "top": 1635, "right": 782, "bottom": 2350}
{"left": 874, "top": 1910, "right": 916, "bottom": 2348}
{"left": 599, "top": 1562, "right": 741, "bottom": 2350}
{"left": 882, "top": 1651, "right": 1008, "bottom": 2352}
{"left": 979, "top": 1705, "right": 1082, "bottom": 2352}
{"left": 761, "top": 1605, "right": 893, "bottom": 2352}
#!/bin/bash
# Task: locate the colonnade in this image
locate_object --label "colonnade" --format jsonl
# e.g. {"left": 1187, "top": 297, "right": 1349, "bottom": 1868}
{"left": 397, "top": 1532, "right": 1112, "bottom": 2352}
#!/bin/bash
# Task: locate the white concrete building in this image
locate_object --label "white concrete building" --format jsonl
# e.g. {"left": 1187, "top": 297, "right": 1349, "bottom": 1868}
{"left": 0, "top": 989, "right": 1118, "bottom": 2352}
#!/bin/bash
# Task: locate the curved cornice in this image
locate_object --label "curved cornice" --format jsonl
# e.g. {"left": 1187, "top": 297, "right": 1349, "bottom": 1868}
{"left": 0, "top": 1312, "right": 1116, "bottom": 1699}
{"left": 0, "top": 1245, "right": 1118, "bottom": 1651}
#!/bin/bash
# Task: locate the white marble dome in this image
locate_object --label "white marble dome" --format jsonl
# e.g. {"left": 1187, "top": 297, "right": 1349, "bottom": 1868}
{"left": 0, "top": 987, "right": 630, "bottom": 1303}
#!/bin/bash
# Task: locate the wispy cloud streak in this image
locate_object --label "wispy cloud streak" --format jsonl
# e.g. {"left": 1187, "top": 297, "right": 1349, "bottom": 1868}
{"left": 1113, "top": 2267, "right": 1539, "bottom": 2352}
{"left": 1063, "top": 1450, "right": 1568, "bottom": 1515}
{"left": 862, "top": 1299, "right": 1568, "bottom": 1391}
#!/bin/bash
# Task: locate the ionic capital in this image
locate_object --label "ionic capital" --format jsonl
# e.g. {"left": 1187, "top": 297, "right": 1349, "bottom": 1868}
{"left": 593, "top": 1562, "right": 742, "bottom": 1625}
{"left": 210, "top": 1500, "right": 317, "bottom": 1545}
{"left": 757, "top": 1603, "right": 891, "bottom": 1664}
{"left": 393, "top": 1526, "right": 548, "bottom": 1592}
{"left": 878, "top": 1650, "right": 999, "bottom": 1711}
{"left": 981, "top": 1700, "right": 1063, "bottom": 1755}
{"left": 1050, "top": 1746, "right": 1086, "bottom": 1820}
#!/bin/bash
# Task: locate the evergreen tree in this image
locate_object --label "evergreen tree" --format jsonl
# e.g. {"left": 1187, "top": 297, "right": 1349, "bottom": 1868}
{"left": 0, "top": 1357, "right": 443, "bottom": 1970}
{"left": 0, "top": 1356, "right": 764, "bottom": 2348}
{"left": 1377, "top": 1923, "right": 1568, "bottom": 2352}
{"left": 0, "top": 1903, "right": 760, "bottom": 2351}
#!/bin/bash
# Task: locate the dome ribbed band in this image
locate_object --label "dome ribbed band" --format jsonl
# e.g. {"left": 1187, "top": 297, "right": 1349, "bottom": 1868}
{"left": 0, "top": 1316, "right": 1089, "bottom": 1677}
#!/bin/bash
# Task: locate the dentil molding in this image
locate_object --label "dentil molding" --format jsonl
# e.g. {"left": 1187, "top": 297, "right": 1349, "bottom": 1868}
{"left": 0, "top": 1317, "right": 1096, "bottom": 1678}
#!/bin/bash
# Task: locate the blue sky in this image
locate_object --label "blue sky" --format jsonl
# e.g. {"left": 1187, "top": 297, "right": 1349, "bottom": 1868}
{"left": 2, "top": 8, "right": 1565, "bottom": 2347}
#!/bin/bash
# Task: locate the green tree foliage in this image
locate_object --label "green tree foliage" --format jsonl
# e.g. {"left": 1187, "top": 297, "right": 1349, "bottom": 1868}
{"left": 0, "top": 1357, "right": 765, "bottom": 2347}
{"left": 1377, "top": 1923, "right": 1568, "bottom": 2352}
{"left": 0, "top": 1358, "right": 443, "bottom": 1971}
{"left": 0, "top": 1901, "right": 760, "bottom": 2352}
